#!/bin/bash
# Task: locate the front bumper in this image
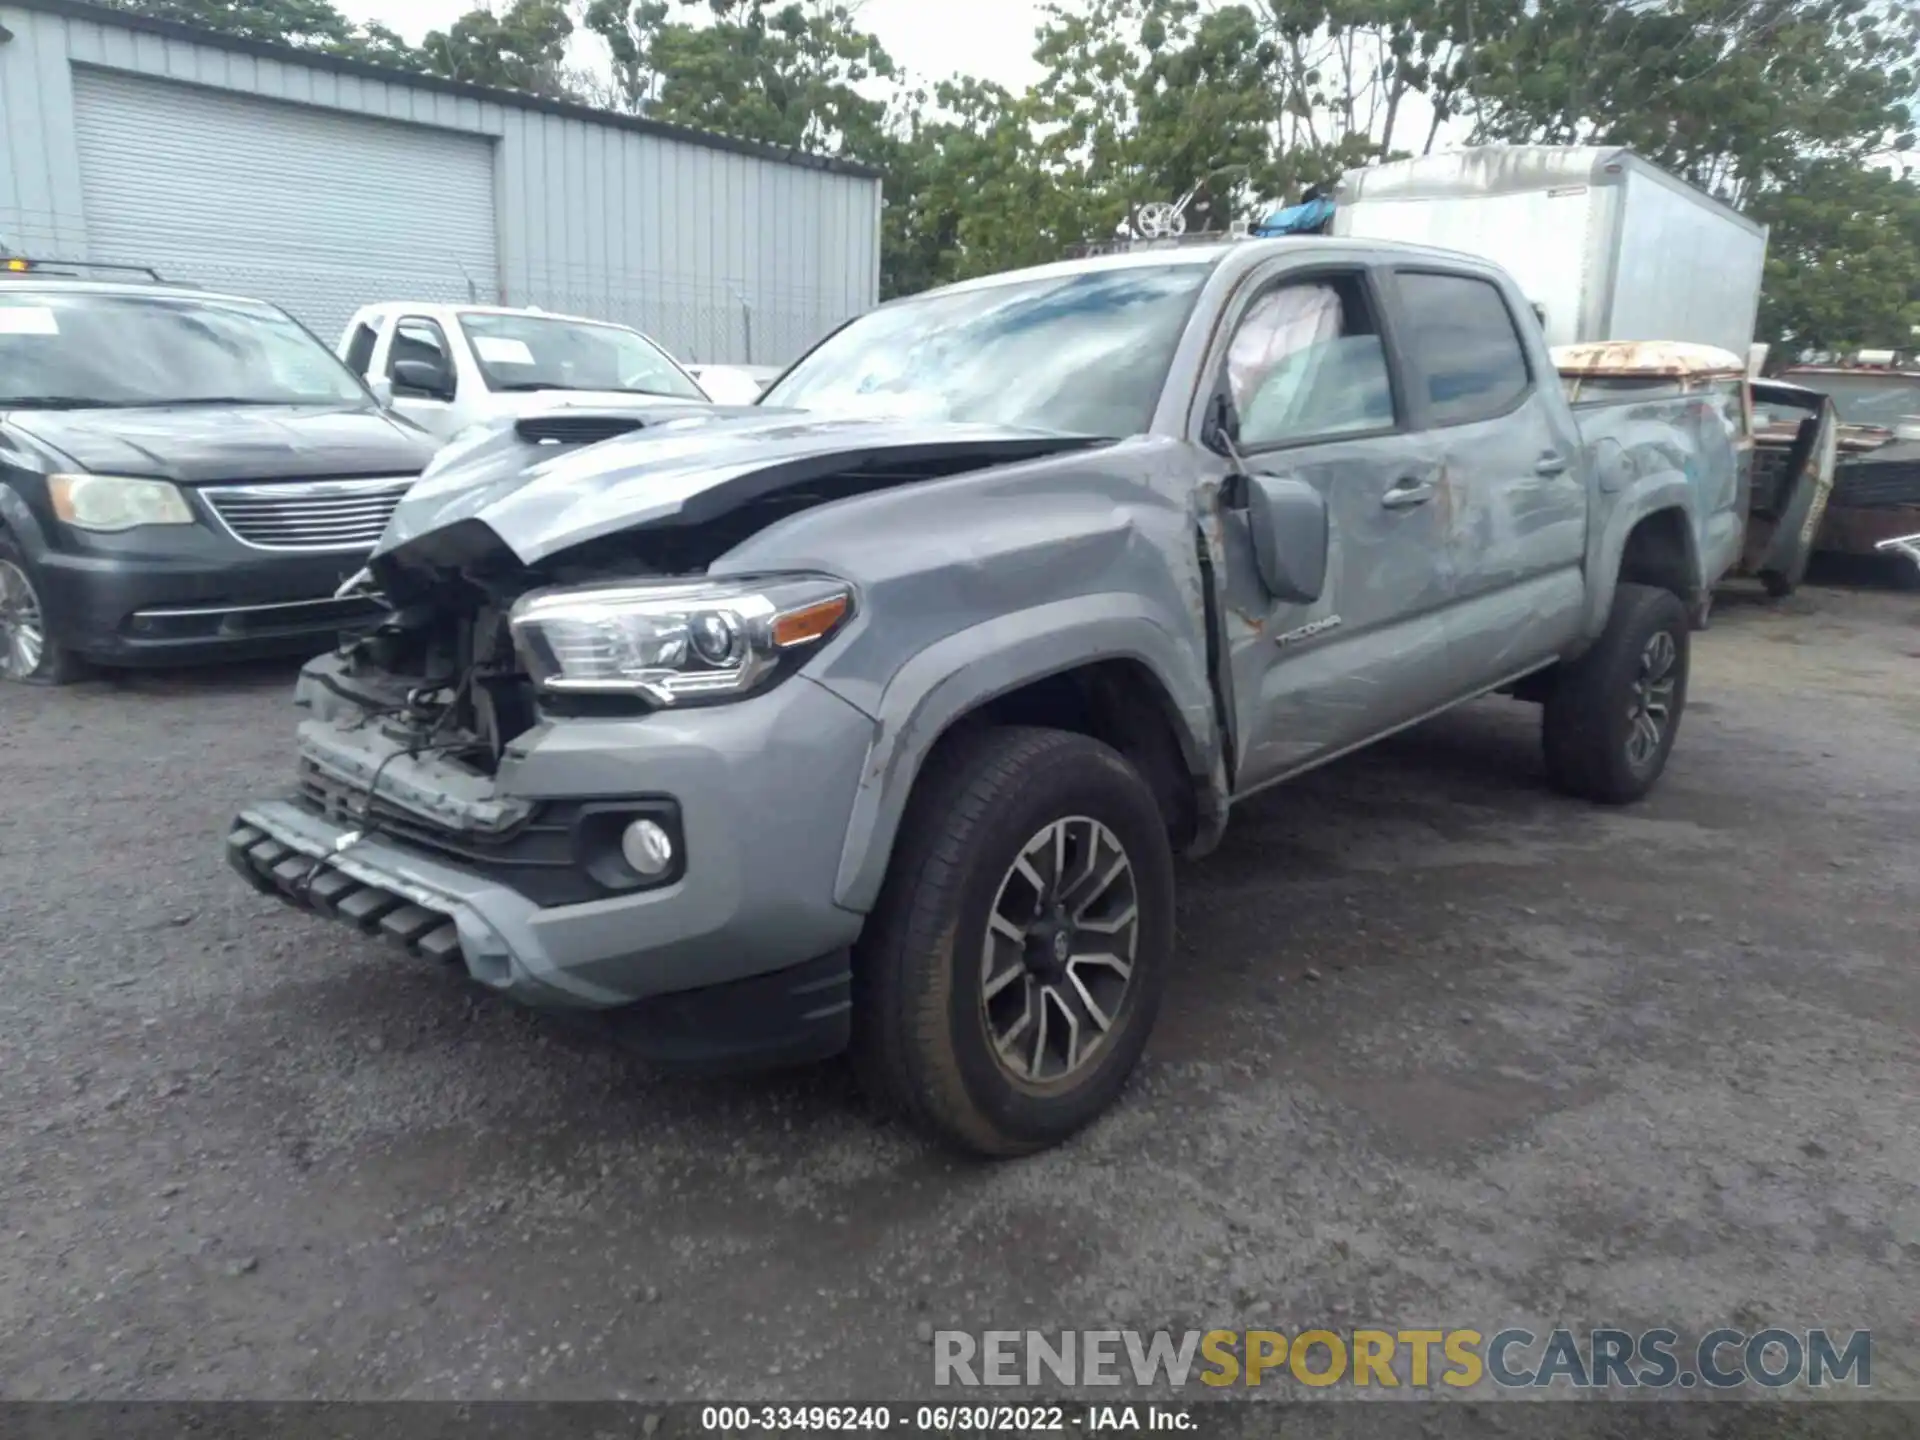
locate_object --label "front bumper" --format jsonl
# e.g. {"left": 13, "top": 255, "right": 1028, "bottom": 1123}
{"left": 35, "top": 544, "right": 384, "bottom": 665}
{"left": 227, "top": 668, "right": 876, "bottom": 1066}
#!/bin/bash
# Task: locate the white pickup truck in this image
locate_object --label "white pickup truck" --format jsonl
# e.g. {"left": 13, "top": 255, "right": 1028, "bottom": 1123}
{"left": 336, "top": 302, "right": 715, "bottom": 441}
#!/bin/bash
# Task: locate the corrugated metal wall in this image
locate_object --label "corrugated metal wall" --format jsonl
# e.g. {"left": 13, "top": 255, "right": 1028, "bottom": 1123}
{"left": 0, "top": 1, "right": 881, "bottom": 363}
{"left": 73, "top": 67, "right": 503, "bottom": 346}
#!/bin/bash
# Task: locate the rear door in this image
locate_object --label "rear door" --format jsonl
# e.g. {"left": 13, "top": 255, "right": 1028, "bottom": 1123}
{"left": 1382, "top": 267, "right": 1588, "bottom": 683}
{"left": 1209, "top": 261, "right": 1460, "bottom": 792}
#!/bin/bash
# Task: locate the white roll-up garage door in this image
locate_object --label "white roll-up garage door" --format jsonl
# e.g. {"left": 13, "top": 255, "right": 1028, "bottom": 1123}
{"left": 72, "top": 68, "right": 499, "bottom": 347}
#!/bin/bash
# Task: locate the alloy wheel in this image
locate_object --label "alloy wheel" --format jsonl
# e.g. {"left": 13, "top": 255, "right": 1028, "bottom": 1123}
{"left": 980, "top": 816, "right": 1140, "bottom": 1085}
{"left": 1626, "top": 628, "right": 1678, "bottom": 772}
{"left": 0, "top": 559, "right": 46, "bottom": 681}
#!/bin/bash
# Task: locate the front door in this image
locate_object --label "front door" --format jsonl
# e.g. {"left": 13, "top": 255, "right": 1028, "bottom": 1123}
{"left": 1211, "top": 265, "right": 1459, "bottom": 794}
{"left": 380, "top": 315, "right": 463, "bottom": 440}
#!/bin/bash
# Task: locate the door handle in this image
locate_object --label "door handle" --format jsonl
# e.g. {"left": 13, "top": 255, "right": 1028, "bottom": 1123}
{"left": 1536, "top": 451, "right": 1569, "bottom": 476}
{"left": 1381, "top": 478, "right": 1436, "bottom": 509}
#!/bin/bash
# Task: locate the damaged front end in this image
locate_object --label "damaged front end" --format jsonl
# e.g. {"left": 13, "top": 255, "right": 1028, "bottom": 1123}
{"left": 226, "top": 404, "right": 1111, "bottom": 1020}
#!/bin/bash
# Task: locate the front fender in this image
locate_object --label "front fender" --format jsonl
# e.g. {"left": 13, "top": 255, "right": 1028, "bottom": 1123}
{"left": 0, "top": 483, "right": 52, "bottom": 558}
{"left": 822, "top": 594, "right": 1220, "bottom": 915}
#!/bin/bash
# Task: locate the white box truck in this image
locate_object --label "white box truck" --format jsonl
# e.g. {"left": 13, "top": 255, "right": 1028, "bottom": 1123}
{"left": 1331, "top": 146, "right": 1768, "bottom": 356}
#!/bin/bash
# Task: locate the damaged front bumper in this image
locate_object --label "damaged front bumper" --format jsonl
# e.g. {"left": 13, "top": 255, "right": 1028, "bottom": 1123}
{"left": 228, "top": 654, "right": 880, "bottom": 1069}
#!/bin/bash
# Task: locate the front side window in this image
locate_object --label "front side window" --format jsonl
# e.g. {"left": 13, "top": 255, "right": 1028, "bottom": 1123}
{"left": 761, "top": 263, "right": 1213, "bottom": 437}
{"left": 457, "top": 312, "right": 706, "bottom": 400}
{"left": 0, "top": 290, "right": 367, "bottom": 408}
{"left": 1396, "top": 271, "right": 1531, "bottom": 426}
{"left": 1229, "top": 275, "right": 1396, "bottom": 447}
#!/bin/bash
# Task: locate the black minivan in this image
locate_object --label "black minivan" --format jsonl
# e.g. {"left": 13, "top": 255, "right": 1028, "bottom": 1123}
{"left": 0, "top": 266, "right": 439, "bottom": 683}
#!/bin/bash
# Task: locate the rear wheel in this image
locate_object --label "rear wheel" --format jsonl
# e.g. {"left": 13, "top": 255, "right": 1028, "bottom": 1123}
{"left": 0, "top": 532, "right": 86, "bottom": 686}
{"left": 1542, "top": 582, "right": 1689, "bottom": 805}
{"left": 853, "top": 726, "right": 1175, "bottom": 1156}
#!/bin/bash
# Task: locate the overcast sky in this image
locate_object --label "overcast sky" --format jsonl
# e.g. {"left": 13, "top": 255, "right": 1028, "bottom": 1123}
{"left": 331, "top": 0, "right": 1050, "bottom": 92}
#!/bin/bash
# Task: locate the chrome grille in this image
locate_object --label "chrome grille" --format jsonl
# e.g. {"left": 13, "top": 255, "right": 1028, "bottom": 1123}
{"left": 202, "top": 476, "right": 416, "bottom": 551}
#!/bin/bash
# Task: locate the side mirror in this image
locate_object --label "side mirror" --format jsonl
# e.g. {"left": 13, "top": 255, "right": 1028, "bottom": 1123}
{"left": 368, "top": 377, "right": 395, "bottom": 408}
{"left": 1244, "top": 472, "right": 1329, "bottom": 603}
{"left": 392, "top": 359, "right": 453, "bottom": 401}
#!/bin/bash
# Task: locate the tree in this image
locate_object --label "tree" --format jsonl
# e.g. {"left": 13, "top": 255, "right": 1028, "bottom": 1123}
{"left": 332, "top": 21, "right": 426, "bottom": 69}
{"left": 1028, "top": 0, "right": 1524, "bottom": 235}
{"left": 890, "top": 77, "right": 1113, "bottom": 293}
{"left": 583, "top": 0, "right": 942, "bottom": 293}
{"left": 419, "top": 0, "right": 580, "bottom": 98}
{"left": 1465, "top": 0, "right": 1919, "bottom": 206}
{"left": 95, "top": 0, "right": 359, "bottom": 48}
{"left": 1753, "top": 160, "right": 1920, "bottom": 356}
{"left": 1033, "top": 0, "right": 1284, "bottom": 232}
{"left": 583, "top": 0, "right": 899, "bottom": 153}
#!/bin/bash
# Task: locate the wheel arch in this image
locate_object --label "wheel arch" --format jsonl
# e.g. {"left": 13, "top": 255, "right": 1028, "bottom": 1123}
{"left": 829, "top": 603, "right": 1228, "bottom": 916}
{"left": 1582, "top": 486, "right": 1704, "bottom": 642}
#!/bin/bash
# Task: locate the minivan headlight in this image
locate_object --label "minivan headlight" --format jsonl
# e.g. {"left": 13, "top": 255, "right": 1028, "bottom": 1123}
{"left": 48, "top": 474, "right": 194, "bottom": 531}
{"left": 508, "top": 574, "right": 854, "bottom": 705}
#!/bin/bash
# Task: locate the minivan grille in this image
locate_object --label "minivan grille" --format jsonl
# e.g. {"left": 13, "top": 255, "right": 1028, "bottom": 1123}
{"left": 203, "top": 477, "right": 415, "bottom": 551}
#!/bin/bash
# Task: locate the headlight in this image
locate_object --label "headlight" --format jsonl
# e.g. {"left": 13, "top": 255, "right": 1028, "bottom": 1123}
{"left": 509, "top": 574, "right": 854, "bottom": 705}
{"left": 48, "top": 474, "right": 194, "bottom": 532}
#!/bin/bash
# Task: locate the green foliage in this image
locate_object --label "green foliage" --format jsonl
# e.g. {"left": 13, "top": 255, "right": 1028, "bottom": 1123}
{"left": 1753, "top": 159, "right": 1920, "bottom": 356}
{"left": 418, "top": 0, "right": 578, "bottom": 96}
{"left": 581, "top": 1, "right": 899, "bottom": 153}
{"left": 95, "top": 0, "right": 361, "bottom": 48}
{"left": 1466, "top": 0, "right": 1918, "bottom": 204}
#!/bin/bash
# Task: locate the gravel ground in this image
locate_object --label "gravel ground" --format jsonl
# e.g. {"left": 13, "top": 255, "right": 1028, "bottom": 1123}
{"left": 1, "top": 579, "right": 1916, "bottom": 1403}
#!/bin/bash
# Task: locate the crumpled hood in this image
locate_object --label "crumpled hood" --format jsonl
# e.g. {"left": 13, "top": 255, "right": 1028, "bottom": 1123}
{"left": 375, "top": 407, "right": 1100, "bottom": 566}
{"left": 4, "top": 402, "right": 436, "bottom": 482}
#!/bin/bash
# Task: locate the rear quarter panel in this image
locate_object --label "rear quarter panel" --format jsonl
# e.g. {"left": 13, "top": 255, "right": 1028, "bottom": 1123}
{"left": 1571, "top": 392, "right": 1740, "bottom": 636}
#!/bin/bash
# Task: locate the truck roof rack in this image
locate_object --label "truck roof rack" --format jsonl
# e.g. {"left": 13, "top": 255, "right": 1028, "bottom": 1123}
{"left": 2, "top": 256, "right": 172, "bottom": 283}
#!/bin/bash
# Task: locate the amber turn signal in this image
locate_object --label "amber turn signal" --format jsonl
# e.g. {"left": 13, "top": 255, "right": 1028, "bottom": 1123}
{"left": 771, "top": 593, "right": 851, "bottom": 649}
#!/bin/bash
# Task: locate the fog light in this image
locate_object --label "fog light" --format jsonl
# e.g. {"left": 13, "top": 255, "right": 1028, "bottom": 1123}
{"left": 621, "top": 819, "right": 675, "bottom": 877}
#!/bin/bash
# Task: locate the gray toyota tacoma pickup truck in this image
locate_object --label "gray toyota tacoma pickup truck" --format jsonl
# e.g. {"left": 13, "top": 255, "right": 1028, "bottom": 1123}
{"left": 227, "top": 239, "right": 1741, "bottom": 1155}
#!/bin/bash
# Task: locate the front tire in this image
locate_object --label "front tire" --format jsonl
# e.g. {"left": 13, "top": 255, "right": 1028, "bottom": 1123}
{"left": 1542, "top": 582, "right": 1689, "bottom": 805}
{"left": 853, "top": 726, "right": 1175, "bottom": 1157}
{"left": 0, "top": 531, "right": 87, "bottom": 686}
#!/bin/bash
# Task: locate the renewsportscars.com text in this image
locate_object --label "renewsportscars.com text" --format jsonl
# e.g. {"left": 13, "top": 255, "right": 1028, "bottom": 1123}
{"left": 933, "top": 1327, "right": 1871, "bottom": 1390}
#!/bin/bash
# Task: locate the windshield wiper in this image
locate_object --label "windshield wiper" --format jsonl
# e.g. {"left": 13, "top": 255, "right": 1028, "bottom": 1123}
{"left": 0, "top": 396, "right": 141, "bottom": 410}
{"left": 134, "top": 396, "right": 313, "bottom": 407}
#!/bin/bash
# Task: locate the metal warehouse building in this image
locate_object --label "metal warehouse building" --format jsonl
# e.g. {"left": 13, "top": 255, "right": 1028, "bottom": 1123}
{"left": 0, "top": 0, "right": 881, "bottom": 363}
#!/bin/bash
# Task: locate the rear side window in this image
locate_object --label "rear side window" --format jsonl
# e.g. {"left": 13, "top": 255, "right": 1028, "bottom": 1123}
{"left": 1396, "top": 272, "right": 1531, "bottom": 426}
{"left": 343, "top": 322, "right": 378, "bottom": 376}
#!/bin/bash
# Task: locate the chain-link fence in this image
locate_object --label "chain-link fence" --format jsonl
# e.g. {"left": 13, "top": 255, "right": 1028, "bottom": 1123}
{"left": 3, "top": 207, "right": 862, "bottom": 367}
{"left": 502, "top": 260, "right": 856, "bottom": 367}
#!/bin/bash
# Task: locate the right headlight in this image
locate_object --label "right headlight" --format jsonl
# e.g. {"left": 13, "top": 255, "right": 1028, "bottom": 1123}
{"left": 48, "top": 473, "right": 194, "bottom": 532}
{"left": 508, "top": 573, "right": 855, "bottom": 706}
